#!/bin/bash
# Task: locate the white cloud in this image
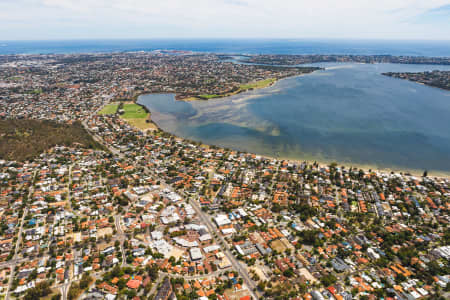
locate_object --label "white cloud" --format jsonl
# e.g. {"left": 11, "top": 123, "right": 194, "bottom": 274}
{"left": 0, "top": 0, "right": 449, "bottom": 39}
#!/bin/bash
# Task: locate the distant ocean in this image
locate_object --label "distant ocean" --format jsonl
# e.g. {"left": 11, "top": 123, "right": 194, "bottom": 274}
{"left": 0, "top": 39, "right": 450, "bottom": 56}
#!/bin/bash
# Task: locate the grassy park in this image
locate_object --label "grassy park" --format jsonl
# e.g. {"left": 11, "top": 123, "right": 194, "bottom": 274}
{"left": 239, "top": 78, "right": 276, "bottom": 90}
{"left": 120, "top": 103, "right": 157, "bottom": 130}
{"left": 121, "top": 103, "right": 148, "bottom": 118}
{"left": 98, "top": 103, "right": 119, "bottom": 115}
{"left": 198, "top": 94, "right": 222, "bottom": 99}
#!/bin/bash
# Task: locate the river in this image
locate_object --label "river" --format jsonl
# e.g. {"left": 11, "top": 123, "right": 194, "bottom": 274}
{"left": 138, "top": 63, "right": 450, "bottom": 173}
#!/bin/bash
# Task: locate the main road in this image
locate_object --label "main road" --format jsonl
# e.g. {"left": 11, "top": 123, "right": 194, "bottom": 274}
{"left": 186, "top": 194, "right": 260, "bottom": 299}
{"left": 114, "top": 215, "right": 127, "bottom": 267}
{"left": 83, "top": 107, "right": 260, "bottom": 299}
{"left": 5, "top": 171, "right": 36, "bottom": 300}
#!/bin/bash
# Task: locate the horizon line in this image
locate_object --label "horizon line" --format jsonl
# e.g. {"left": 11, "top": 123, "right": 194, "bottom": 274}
{"left": 2, "top": 37, "right": 450, "bottom": 43}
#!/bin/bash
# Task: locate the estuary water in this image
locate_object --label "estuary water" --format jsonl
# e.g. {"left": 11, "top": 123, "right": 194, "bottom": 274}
{"left": 138, "top": 63, "right": 450, "bottom": 172}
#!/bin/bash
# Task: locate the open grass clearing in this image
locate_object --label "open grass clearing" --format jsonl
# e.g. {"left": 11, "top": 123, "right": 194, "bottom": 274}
{"left": 184, "top": 78, "right": 277, "bottom": 101}
{"left": 119, "top": 103, "right": 157, "bottom": 131}
{"left": 121, "top": 103, "right": 148, "bottom": 119}
{"left": 240, "top": 78, "right": 276, "bottom": 90}
{"left": 198, "top": 94, "right": 222, "bottom": 99}
{"left": 98, "top": 103, "right": 119, "bottom": 115}
{"left": 125, "top": 118, "right": 157, "bottom": 131}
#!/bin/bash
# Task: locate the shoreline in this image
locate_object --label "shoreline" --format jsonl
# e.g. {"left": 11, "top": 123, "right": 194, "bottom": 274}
{"left": 130, "top": 72, "right": 305, "bottom": 129}
{"left": 381, "top": 72, "right": 450, "bottom": 91}
{"left": 109, "top": 102, "right": 450, "bottom": 179}
{"left": 105, "top": 70, "right": 450, "bottom": 179}
{"left": 265, "top": 153, "right": 450, "bottom": 178}
{"left": 174, "top": 77, "right": 279, "bottom": 101}
{"left": 174, "top": 68, "right": 320, "bottom": 101}
{"left": 175, "top": 72, "right": 316, "bottom": 101}
{"left": 194, "top": 138, "right": 450, "bottom": 178}
{"left": 116, "top": 101, "right": 159, "bottom": 132}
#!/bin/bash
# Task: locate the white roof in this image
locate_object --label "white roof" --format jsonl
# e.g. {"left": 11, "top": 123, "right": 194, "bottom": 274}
{"left": 185, "top": 224, "right": 207, "bottom": 231}
{"left": 173, "top": 237, "right": 198, "bottom": 247}
{"left": 221, "top": 228, "right": 236, "bottom": 235}
{"left": 214, "top": 214, "right": 231, "bottom": 227}
{"left": 199, "top": 234, "right": 212, "bottom": 241}
{"left": 105, "top": 294, "right": 116, "bottom": 300}
{"left": 151, "top": 239, "right": 173, "bottom": 255}
{"left": 189, "top": 247, "right": 203, "bottom": 260}
{"left": 203, "top": 245, "right": 220, "bottom": 253}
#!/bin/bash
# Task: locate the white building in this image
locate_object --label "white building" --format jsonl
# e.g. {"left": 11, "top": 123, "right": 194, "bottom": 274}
{"left": 189, "top": 247, "right": 203, "bottom": 261}
{"left": 214, "top": 214, "right": 231, "bottom": 227}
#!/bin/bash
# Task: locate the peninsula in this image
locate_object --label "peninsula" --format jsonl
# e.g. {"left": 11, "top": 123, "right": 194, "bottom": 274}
{"left": 382, "top": 70, "right": 450, "bottom": 90}
{"left": 240, "top": 54, "right": 450, "bottom": 65}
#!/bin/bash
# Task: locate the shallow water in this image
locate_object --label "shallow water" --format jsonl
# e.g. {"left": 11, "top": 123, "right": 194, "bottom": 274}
{"left": 138, "top": 63, "right": 450, "bottom": 172}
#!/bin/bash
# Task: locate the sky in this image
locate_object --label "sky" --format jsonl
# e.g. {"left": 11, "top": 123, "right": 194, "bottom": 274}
{"left": 1, "top": 0, "right": 449, "bottom": 40}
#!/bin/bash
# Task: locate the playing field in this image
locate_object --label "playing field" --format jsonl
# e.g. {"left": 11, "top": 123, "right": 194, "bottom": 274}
{"left": 121, "top": 103, "right": 148, "bottom": 118}
{"left": 240, "top": 78, "right": 276, "bottom": 90}
{"left": 120, "top": 103, "right": 157, "bottom": 130}
{"left": 198, "top": 94, "right": 222, "bottom": 99}
{"left": 98, "top": 103, "right": 119, "bottom": 115}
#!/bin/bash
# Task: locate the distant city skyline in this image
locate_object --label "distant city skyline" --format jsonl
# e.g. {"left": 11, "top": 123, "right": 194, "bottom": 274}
{"left": 1, "top": 0, "right": 450, "bottom": 40}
